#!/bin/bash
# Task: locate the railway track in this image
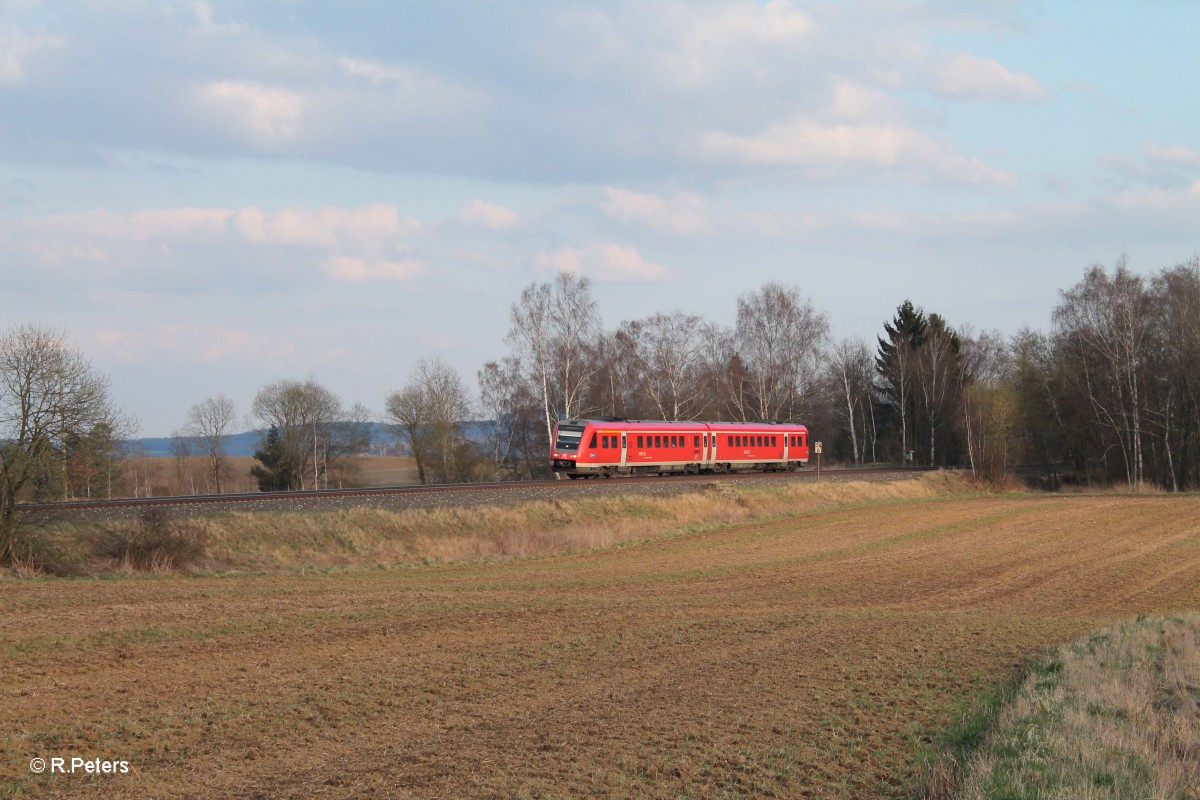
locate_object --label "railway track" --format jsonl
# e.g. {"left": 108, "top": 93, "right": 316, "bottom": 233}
{"left": 30, "top": 467, "right": 935, "bottom": 520}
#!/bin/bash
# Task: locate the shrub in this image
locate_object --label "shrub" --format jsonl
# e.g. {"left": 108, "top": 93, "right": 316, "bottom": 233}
{"left": 95, "top": 508, "right": 208, "bottom": 572}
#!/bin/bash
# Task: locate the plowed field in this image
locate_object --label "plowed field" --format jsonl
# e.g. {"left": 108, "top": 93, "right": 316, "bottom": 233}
{"left": 4, "top": 493, "right": 1199, "bottom": 798}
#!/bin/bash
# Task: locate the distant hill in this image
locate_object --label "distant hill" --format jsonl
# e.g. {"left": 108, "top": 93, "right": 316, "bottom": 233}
{"left": 126, "top": 421, "right": 496, "bottom": 458}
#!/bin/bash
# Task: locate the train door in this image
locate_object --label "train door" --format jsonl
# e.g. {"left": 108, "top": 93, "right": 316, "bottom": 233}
{"left": 783, "top": 433, "right": 789, "bottom": 464}
{"left": 619, "top": 434, "right": 628, "bottom": 470}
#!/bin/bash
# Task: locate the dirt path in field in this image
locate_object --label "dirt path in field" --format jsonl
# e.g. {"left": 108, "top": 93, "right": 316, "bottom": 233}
{"left": 3, "top": 494, "right": 1199, "bottom": 798}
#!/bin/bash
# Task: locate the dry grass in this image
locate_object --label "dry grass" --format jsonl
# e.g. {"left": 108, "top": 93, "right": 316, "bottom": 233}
{"left": 949, "top": 614, "right": 1200, "bottom": 799}
{"left": 36, "top": 474, "right": 983, "bottom": 575}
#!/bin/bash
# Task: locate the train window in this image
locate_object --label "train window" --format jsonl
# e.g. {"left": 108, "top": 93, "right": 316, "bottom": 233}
{"left": 771, "top": 436, "right": 777, "bottom": 447}
{"left": 757, "top": 436, "right": 763, "bottom": 447}
{"left": 693, "top": 435, "right": 699, "bottom": 447}
{"left": 589, "top": 434, "right": 598, "bottom": 448}
{"left": 673, "top": 436, "right": 679, "bottom": 447}
{"left": 654, "top": 435, "right": 661, "bottom": 448}
{"left": 637, "top": 435, "right": 644, "bottom": 448}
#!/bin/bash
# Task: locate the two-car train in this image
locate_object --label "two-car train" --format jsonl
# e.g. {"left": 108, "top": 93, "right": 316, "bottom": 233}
{"left": 550, "top": 418, "right": 810, "bottom": 478}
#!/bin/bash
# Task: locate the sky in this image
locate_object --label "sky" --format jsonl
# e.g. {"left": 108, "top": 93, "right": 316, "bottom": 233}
{"left": 2, "top": 0, "right": 1198, "bottom": 436}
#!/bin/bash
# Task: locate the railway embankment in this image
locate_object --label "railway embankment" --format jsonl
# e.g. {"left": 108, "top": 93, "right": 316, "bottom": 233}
{"left": 16, "top": 471, "right": 957, "bottom": 577}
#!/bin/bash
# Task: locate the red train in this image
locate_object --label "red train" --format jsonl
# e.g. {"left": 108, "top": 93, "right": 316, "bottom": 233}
{"left": 550, "top": 418, "right": 810, "bottom": 478}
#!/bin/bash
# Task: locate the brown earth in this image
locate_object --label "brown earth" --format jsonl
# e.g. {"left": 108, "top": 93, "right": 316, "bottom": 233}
{"left": 3, "top": 492, "right": 1199, "bottom": 798}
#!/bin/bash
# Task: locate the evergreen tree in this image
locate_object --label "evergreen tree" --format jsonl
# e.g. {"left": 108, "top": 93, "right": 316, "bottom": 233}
{"left": 251, "top": 425, "right": 294, "bottom": 492}
{"left": 876, "top": 300, "right": 927, "bottom": 461}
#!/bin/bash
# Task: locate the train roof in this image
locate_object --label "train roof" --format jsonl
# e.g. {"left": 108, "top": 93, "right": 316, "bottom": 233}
{"left": 559, "top": 418, "right": 808, "bottom": 432}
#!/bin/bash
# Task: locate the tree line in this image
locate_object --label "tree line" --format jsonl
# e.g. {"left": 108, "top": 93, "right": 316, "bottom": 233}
{"left": 2, "top": 254, "right": 1197, "bottom": 563}
{"left": 468, "top": 258, "right": 1200, "bottom": 491}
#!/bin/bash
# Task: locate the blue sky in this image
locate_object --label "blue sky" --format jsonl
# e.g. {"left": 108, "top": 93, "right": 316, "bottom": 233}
{"left": 2, "top": 0, "right": 1198, "bottom": 435}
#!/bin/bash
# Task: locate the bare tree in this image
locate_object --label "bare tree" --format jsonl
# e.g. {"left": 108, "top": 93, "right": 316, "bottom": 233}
{"left": 506, "top": 273, "right": 601, "bottom": 447}
{"left": 251, "top": 378, "right": 351, "bottom": 490}
{"left": 736, "top": 282, "right": 830, "bottom": 421}
{"left": 916, "top": 314, "right": 961, "bottom": 466}
{"left": 168, "top": 428, "right": 195, "bottom": 494}
{"left": 624, "top": 311, "right": 706, "bottom": 420}
{"left": 1054, "top": 258, "right": 1152, "bottom": 487}
{"left": 385, "top": 386, "right": 431, "bottom": 484}
{"left": 0, "top": 324, "right": 133, "bottom": 563}
{"left": 478, "top": 358, "right": 521, "bottom": 478}
{"left": 826, "top": 338, "right": 874, "bottom": 464}
{"left": 183, "top": 394, "right": 237, "bottom": 494}
{"left": 958, "top": 330, "right": 1013, "bottom": 479}
{"left": 325, "top": 402, "right": 373, "bottom": 488}
{"left": 387, "top": 357, "right": 476, "bottom": 484}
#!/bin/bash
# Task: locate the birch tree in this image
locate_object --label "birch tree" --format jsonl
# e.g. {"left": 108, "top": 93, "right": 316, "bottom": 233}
{"left": 735, "top": 282, "right": 829, "bottom": 421}
{"left": 1053, "top": 259, "right": 1152, "bottom": 487}
{"left": 628, "top": 311, "right": 705, "bottom": 420}
{"left": 826, "top": 338, "right": 874, "bottom": 464}
{"left": 506, "top": 273, "right": 601, "bottom": 443}
{"left": 183, "top": 394, "right": 237, "bottom": 494}
{"left": 916, "top": 314, "right": 961, "bottom": 466}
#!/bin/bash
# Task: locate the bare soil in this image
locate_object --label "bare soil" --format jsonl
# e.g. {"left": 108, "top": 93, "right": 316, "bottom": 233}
{"left": 3, "top": 493, "right": 1199, "bottom": 798}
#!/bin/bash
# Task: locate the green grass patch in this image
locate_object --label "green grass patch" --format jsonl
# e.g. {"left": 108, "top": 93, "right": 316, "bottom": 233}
{"left": 915, "top": 613, "right": 1200, "bottom": 800}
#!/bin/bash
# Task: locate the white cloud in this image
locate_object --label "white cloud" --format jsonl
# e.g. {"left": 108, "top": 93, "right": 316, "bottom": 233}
{"left": 534, "top": 243, "right": 672, "bottom": 282}
{"left": 1111, "top": 180, "right": 1200, "bottom": 211}
{"left": 231, "top": 204, "right": 421, "bottom": 247}
{"left": 1143, "top": 142, "right": 1200, "bottom": 169}
{"left": 196, "top": 80, "right": 305, "bottom": 146}
{"left": 4, "top": 203, "right": 426, "bottom": 286}
{"left": 321, "top": 255, "right": 427, "bottom": 283}
{"left": 665, "top": 0, "right": 813, "bottom": 85}
{"left": 829, "top": 79, "right": 896, "bottom": 121}
{"left": 933, "top": 52, "right": 1047, "bottom": 102}
{"left": 740, "top": 209, "right": 826, "bottom": 238}
{"left": 458, "top": 199, "right": 521, "bottom": 231}
{"left": 0, "top": 26, "right": 63, "bottom": 86}
{"left": 24, "top": 207, "right": 230, "bottom": 243}
{"left": 341, "top": 57, "right": 430, "bottom": 91}
{"left": 696, "top": 116, "right": 1015, "bottom": 186}
{"left": 601, "top": 188, "right": 709, "bottom": 235}
{"left": 552, "top": 0, "right": 814, "bottom": 92}
{"left": 87, "top": 323, "right": 350, "bottom": 365}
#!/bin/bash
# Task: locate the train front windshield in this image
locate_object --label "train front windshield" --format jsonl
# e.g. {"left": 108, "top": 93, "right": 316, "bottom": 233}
{"left": 554, "top": 424, "right": 586, "bottom": 451}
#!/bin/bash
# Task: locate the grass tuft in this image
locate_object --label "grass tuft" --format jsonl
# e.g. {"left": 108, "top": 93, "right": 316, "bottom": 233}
{"left": 927, "top": 613, "right": 1200, "bottom": 800}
